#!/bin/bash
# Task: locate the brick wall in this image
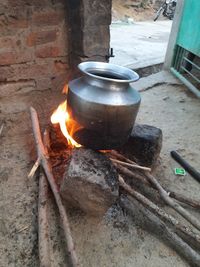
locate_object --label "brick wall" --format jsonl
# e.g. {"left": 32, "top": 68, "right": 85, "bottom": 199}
{"left": 0, "top": 0, "right": 70, "bottom": 92}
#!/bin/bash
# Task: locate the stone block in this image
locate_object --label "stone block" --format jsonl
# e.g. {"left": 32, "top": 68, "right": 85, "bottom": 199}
{"left": 83, "top": 0, "right": 112, "bottom": 26}
{"left": 119, "top": 124, "right": 163, "bottom": 167}
{"left": 73, "top": 25, "right": 110, "bottom": 57}
{"left": 60, "top": 148, "right": 119, "bottom": 216}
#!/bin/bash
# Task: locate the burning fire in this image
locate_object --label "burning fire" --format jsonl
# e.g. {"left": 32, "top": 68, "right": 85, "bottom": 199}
{"left": 51, "top": 100, "right": 81, "bottom": 148}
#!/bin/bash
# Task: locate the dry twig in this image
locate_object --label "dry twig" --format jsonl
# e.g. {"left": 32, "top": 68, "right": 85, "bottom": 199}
{"left": 110, "top": 158, "right": 151, "bottom": 172}
{"left": 0, "top": 122, "right": 4, "bottom": 136}
{"left": 28, "top": 158, "right": 40, "bottom": 178}
{"left": 30, "top": 107, "right": 80, "bottom": 267}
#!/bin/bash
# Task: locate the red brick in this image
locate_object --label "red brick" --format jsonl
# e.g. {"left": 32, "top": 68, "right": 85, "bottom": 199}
{"left": 0, "top": 61, "right": 54, "bottom": 81}
{"left": 8, "top": 0, "right": 50, "bottom": 8}
{"left": 0, "top": 50, "right": 32, "bottom": 66}
{"left": 54, "top": 60, "right": 69, "bottom": 72}
{"left": 35, "top": 46, "right": 60, "bottom": 58}
{"left": 12, "top": 62, "right": 54, "bottom": 80}
{"left": 32, "top": 10, "right": 65, "bottom": 27}
{"left": 0, "top": 65, "right": 14, "bottom": 81}
{"left": 26, "top": 30, "right": 58, "bottom": 47}
{"left": 0, "top": 10, "right": 29, "bottom": 29}
{"left": 0, "top": 37, "right": 14, "bottom": 49}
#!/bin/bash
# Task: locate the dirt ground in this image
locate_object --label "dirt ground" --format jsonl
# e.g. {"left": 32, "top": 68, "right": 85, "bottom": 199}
{"left": 112, "top": 0, "right": 160, "bottom": 21}
{"left": 0, "top": 73, "right": 200, "bottom": 266}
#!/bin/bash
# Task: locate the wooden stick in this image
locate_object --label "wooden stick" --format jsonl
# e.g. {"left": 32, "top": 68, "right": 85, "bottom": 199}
{"left": 110, "top": 158, "right": 151, "bottom": 172}
{"left": 38, "top": 130, "right": 52, "bottom": 267}
{"left": 145, "top": 172, "right": 200, "bottom": 231}
{"left": 112, "top": 151, "right": 200, "bottom": 209}
{"left": 115, "top": 159, "right": 200, "bottom": 230}
{"left": 115, "top": 163, "right": 163, "bottom": 204}
{"left": 0, "top": 122, "right": 4, "bottom": 136}
{"left": 30, "top": 107, "right": 80, "bottom": 267}
{"left": 169, "top": 191, "right": 200, "bottom": 210}
{"left": 38, "top": 170, "right": 51, "bottom": 267}
{"left": 110, "top": 150, "right": 138, "bottom": 164}
{"left": 119, "top": 175, "right": 200, "bottom": 252}
{"left": 28, "top": 158, "right": 40, "bottom": 178}
{"left": 120, "top": 195, "right": 200, "bottom": 267}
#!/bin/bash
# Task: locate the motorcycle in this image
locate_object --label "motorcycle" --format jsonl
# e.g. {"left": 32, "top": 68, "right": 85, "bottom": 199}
{"left": 154, "top": 0, "right": 177, "bottom": 21}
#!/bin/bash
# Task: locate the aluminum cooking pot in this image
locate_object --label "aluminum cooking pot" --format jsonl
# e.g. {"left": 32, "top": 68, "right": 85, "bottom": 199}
{"left": 67, "top": 61, "right": 141, "bottom": 149}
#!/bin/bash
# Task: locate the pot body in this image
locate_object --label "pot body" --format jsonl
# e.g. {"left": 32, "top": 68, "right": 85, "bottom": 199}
{"left": 67, "top": 62, "right": 141, "bottom": 149}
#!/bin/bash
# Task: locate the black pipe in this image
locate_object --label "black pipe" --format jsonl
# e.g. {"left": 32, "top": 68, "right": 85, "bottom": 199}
{"left": 171, "top": 150, "right": 200, "bottom": 184}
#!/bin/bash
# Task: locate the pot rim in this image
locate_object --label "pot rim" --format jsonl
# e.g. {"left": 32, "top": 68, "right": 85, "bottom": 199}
{"left": 78, "top": 61, "right": 139, "bottom": 83}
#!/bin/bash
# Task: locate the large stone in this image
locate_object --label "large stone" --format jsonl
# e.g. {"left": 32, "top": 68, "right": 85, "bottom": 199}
{"left": 60, "top": 148, "right": 119, "bottom": 216}
{"left": 119, "top": 124, "right": 163, "bottom": 168}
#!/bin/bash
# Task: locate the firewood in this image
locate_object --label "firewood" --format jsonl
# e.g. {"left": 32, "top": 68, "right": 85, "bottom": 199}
{"left": 111, "top": 151, "right": 200, "bottom": 209}
{"left": 0, "top": 122, "right": 4, "bottom": 136}
{"left": 30, "top": 107, "right": 80, "bottom": 267}
{"left": 38, "top": 170, "right": 51, "bottom": 267}
{"left": 120, "top": 195, "right": 200, "bottom": 267}
{"left": 110, "top": 158, "right": 151, "bottom": 172}
{"left": 28, "top": 158, "right": 40, "bottom": 179}
{"left": 115, "top": 161, "right": 200, "bottom": 231}
{"left": 119, "top": 175, "right": 200, "bottom": 252}
{"left": 169, "top": 191, "right": 200, "bottom": 210}
{"left": 110, "top": 150, "right": 137, "bottom": 164}
{"left": 145, "top": 172, "right": 200, "bottom": 231}
{"left": 114, "top": 163, "right": 162, "bottom": 204}
{"left": 38, "top": 129, "right": 52, "bottom": 267}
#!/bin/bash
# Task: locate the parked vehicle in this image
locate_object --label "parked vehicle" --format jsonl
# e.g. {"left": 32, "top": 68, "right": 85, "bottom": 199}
{"left": 154, "top": 0, "right": 177, "bottom": 21}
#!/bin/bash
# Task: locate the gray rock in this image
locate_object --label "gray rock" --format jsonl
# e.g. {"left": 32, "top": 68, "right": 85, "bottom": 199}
{"left": 60, "top": 148, "right": 119, "bottom": 216}
{"left": 119, "top": 124, "right": 163, "bottom": 167}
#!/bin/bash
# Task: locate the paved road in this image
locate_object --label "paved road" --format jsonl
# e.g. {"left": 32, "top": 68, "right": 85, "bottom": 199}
{"left": 110, "top": 20, "right": 172, "bottom": 69}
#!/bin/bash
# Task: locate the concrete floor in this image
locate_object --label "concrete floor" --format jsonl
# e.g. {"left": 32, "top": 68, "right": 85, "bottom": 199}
{"left": 110, "top": 20, "right": 172, "bottom": 69}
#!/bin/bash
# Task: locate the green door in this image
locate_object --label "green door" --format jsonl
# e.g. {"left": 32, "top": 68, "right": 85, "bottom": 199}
{"left": 171, "top": 0, "right": 200, "bottom": 97}
{"left": 176, "top": 0, "right": 200, "bottom": 56}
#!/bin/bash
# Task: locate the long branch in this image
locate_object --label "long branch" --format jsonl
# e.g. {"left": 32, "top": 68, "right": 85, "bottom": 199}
{"left": 30, "top": 107, "right": 80, "bottom": 267}
{"left": 115, "top": 160, "right": 200, "bottom": 231}
{"left": 145, "top": 172, "right": 200, "bottom": 231}
{"left": 120, "top": 195, "right": 200, "bottom": 267}
{"left": 38, "top": 170, "right": 51, "bottom": 267}
{"left": 119, "top": 175, "right": 200, "bottom": 252}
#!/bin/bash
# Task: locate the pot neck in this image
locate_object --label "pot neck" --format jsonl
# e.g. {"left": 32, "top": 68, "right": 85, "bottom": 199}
{"left": 83, "top": 74, "right": 130, "bottom": 91}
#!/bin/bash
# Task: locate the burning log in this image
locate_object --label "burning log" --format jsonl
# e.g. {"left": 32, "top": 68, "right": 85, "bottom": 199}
{"left": 120, "top": 195, "right": 200, "bottom": 267}
{"left": 30, "top": 107, "right": 80, "bottom": 267}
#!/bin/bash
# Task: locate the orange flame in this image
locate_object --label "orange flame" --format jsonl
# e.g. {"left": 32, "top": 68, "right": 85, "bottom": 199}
{"left": 51, "top": 101, "right": 81, "bottom": 148}
{"left": 62, "top": 84, "right": 68, "bottom": 94}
